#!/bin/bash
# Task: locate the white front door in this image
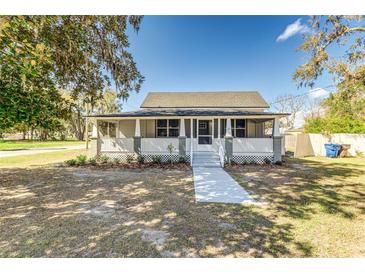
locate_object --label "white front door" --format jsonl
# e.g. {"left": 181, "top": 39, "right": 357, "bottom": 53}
{"left": 197, "top": 119, "right": 214, "bottom": 151}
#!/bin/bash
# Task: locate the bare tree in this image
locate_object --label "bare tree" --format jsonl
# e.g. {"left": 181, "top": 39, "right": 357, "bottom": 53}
{"left": 271, "top": 94, "right": 306, "bottom": 129}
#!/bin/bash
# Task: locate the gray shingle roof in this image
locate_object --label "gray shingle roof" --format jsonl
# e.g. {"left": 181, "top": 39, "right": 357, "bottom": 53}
{"left": 89, "top": 108, "right": 289, "bottom": 118}
{"left": 140, "top": 91, "right": 269, "bottom": 108}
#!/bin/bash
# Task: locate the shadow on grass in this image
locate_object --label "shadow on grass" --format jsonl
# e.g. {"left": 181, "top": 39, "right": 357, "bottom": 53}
{"left": 0, "top": 166, "right": 316, "bottom": 257}
{"left": 227, "top": 157, "right": 365, "bottom": 221}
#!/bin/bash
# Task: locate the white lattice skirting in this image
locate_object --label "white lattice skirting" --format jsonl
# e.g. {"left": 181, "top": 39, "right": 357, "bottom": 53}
{"left": 99, "top": 152, "right": 190, "bottom": 163}
{"left": 232, "top": 153, "right": 274, "bottom": 164}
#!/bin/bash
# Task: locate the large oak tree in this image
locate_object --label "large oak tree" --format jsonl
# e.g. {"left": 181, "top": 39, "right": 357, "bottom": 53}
{"left": 294, "top": 16, "right": 365, "bottom": 133}
{"left": 0, "top": 16, "right": 144, "bottom": 132}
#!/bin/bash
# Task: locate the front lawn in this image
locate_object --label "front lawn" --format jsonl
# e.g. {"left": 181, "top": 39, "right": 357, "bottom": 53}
{"left": 0, "top": 157, "right": 364, "bottom": 257}
{"left": 0, "top": 140, "right": 85, "bottom": 151}
{"left": 0, "top": 149, "right": 89, "bottom": 168}
{"left": 227, "top": 156, "right": 365, "bottom": 257}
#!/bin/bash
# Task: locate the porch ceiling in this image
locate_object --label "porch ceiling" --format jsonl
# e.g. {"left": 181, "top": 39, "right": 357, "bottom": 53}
{"left": 88, "top": 108, "right": 289, "bottom": 118}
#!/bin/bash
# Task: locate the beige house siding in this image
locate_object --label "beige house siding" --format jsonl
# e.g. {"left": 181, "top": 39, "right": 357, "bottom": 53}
{"left": 118, "top": 120, "right": 135, "bottom": 138}
{"left": 146, "top": 120, "right": 155, "bottom": 138}
{"left": 116, "top": 118, "right": 268, "bottom": 139}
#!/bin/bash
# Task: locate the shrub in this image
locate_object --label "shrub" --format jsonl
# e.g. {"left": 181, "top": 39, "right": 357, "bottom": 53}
{"left": 355, "top": 150, "right": 364, "bottom": 157}
{"left": 249, "top": 160, "right": 256, "bottom": 165}
{"left": 88, "top": 157, "right": 97, "bottom": 165}
{"left": 167, "top": 143, "right": 175, "bottom": 163}
{"left": 264, "top": 157, "right": 271, "bottom": 164}
{"left": 242, "top": 160, "right": 248, "bottom": 165}
{"left": 126, "top": 154, "right": 134, "bottom": 163}
{"left": 99, "top": 155, "right": 109, "bottom": 164}
{"left": 76, "top": 154, "right": 87, "bottom": 165}
{"left": 152, "top": 155, "right": 162, "bottom": 164}
{"left": 113, "top": 158, "right": 121, "bottom": 165}
{"left": 137, "top": 155, "right": 145, "bottom": 164}
{"left": 65, "top": 159, "right": 77, "bottom": 166}
{"left": 178, "top": 156, "right": 187, "bottom": 163}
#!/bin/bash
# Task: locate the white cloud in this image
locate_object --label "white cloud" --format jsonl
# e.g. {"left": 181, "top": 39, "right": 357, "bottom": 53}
{"left": 276, "top": 18, "right": 309, "bottom": 42}
{"left": 309, "top": 88, "right": 329, "bottom": 98}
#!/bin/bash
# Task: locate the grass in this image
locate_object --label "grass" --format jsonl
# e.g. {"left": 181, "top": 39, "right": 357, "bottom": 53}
{"left": 0, "top": 149, "right": 89, "bottom": 168}
{"left": 226, "top": 156, "right": 365, "bottom": 257}
{"left": 0, "top": 156, "right": 364, "bottom": 257}
{"left": 0, "top": 140, "right": 85, "bottom": 151}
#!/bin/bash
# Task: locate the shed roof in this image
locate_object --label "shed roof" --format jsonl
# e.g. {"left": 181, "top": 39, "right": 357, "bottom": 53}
{"left": 140, "top": 91, "right": 269, "bottom": 108}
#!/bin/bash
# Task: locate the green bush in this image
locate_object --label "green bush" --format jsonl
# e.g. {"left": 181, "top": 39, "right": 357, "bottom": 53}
{"left": 249, "top": 160, "right": 256, "bottom": 165}
{"left": 126, "top": 154, "right": 134, "bottom": 163}
{"left": 99, "top": 155, "right": 109, "bottom": 164}
{"left": 137, "top": 155, "right": 145, "bottom": 164}
{"left": 75, "top": 154, "right": 87, "bottom": 165}
{"left": 65, "top": 159, "right": 77, "bottom": 166}
{"left": 88, "top": 157, "right": 97, "bottom": 165}
{"left": 152, "top": 155, "right": 162, "bottom": 164}
{"left": 264, "top": 157, "right": 271, "bottom": 164}
{"left": 178, "top": 156, "right": 187, "bottom": 163}
{"left": 113, "top": 158, "right": 121, "bottom": 165}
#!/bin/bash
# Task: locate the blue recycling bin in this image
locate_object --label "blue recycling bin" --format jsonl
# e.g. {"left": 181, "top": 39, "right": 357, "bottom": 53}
{"left": 324, "top": 144, "right": 341, "bottom": 158}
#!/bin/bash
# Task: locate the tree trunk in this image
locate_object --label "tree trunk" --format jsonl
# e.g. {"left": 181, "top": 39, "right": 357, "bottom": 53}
{"left": 85, "top": 103, "right": 89, "bottom": 149}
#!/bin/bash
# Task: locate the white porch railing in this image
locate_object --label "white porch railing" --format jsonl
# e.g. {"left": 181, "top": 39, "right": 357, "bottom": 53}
{"left": 100, "top": 137, "right": 274, "bottom": 158}
{"left": 218, "top": 139, "right": 225, "bottom": 167}
{"left": 100, "top": 138, "right": 134, "bottom": 152}
{"left": 141, "top": 138, "right": 179, "bottom": 154}
{"left": 233, "top": 138, "right": 273, "bottom": 154}
{"left": 190, "top": 138, "right": 194, "bottom": 166}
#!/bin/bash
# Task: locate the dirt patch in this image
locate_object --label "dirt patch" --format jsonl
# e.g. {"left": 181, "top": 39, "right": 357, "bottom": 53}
{"left": 1, "top": 157, "right": 364, "bottom": 258}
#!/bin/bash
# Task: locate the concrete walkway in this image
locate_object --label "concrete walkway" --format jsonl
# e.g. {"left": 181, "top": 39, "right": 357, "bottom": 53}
{"left": 192, "top": 152, "right": 255, "bottom": 204}
{"left": 0, "top": 145, "right": 85, "bottom": 158}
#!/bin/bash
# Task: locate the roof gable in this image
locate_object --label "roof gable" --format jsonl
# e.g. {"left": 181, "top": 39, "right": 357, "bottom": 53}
{"left": 140, "top": 91, "right": 269, "bottom": 109}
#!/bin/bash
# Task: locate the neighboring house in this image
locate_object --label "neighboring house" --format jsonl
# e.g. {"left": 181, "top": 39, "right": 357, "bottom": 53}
{"left": 89, "top": 91, "right": 289, "bottom": 164}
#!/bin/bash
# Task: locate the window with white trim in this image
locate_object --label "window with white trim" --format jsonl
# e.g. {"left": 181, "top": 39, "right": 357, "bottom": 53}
{"left": 99, "top": 121, "right": 117, "bottom": 138}
{"left": 156, "top": 119, "right": 179, "bottom": 137}
{"left": 231, "top": 119, "right": 246, "bottom": 138}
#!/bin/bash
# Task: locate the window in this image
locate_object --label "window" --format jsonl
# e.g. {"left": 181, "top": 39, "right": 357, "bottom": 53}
{"left": 232, "top": 119, "right": 246, "bottom": 138}
{"left": 99, "top": 122, "right": 117, "bottom": 138}
{"left": 156, "top": 119, "right": 179, "bottom": 137}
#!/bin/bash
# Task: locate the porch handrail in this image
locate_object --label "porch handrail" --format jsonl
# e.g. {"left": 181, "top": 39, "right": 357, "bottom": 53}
{"left": 218, "top": 139, "right": 225, "bottom": 167}
{"left": 190, "top": 137, "right": 193, "bottom": 166}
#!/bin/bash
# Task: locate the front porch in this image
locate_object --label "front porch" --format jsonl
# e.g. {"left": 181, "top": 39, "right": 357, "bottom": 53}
{"left": 90, "top": 116, "right": 283, "bottom": 164}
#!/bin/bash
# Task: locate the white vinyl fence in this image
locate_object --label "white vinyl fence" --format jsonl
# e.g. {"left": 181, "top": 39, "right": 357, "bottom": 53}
{"left": 295, "top": 133, "right": 365, "bottom": 157}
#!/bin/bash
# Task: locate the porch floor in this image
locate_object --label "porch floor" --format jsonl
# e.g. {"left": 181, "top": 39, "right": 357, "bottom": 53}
{"left": 192, "top": 152, "right": 256, "bottom": 204}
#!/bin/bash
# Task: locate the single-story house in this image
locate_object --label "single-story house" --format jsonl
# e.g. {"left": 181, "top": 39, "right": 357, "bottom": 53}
{"left": 89, "top": 91, "right": 289, "bottom": 164}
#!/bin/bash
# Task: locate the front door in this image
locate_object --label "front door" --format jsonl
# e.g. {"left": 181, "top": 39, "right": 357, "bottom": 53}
{"left": 197, "top": 119, "right": 213, "bottom": 151}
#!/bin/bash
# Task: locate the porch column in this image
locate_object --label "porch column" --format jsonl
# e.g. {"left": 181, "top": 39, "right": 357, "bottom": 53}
{"left": 273, "top": 117, "right": 282, "bottom": 163}
{"left": 225, "top": 118, "right": 233, "bottom": 164}
{"left": 134, "top": 118, "right": 141, "bottom": 154}
{"left": 178, "top": 118, "right": 186, "bottom": 158}
{"left": 90, "top": 120, "right": 99, "bottom": 158}
{"left": 225, "top": 118, "right": 232, "bottom": 137}
{"left": 217, "top": 118, "right": 221, "bottom": 139}
{"left": 135, "top": 118, "right": 141, "bottom": 137}
{"left": 179, "top": 118, "right": 185, "bottom": 137}
{"left": 212, "top": 118, "right": 215, "bottom": 140}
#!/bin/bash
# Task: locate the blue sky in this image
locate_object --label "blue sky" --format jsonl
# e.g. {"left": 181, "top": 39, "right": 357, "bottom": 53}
{"left": 123, "top": 16, "right": 333, "bottom": 111}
